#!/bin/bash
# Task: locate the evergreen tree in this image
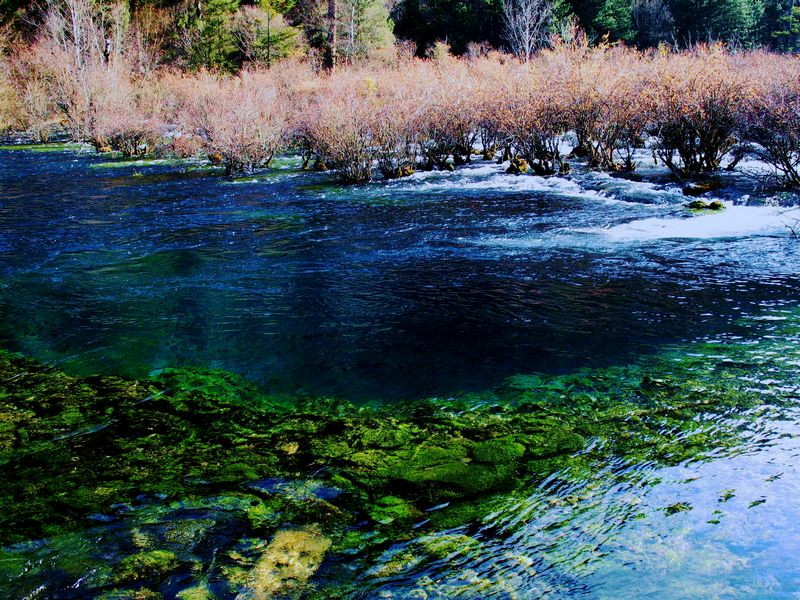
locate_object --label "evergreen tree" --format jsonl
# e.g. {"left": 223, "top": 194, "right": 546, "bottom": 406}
{"left": 762, "top": 0, "right": 800, "bottom": 50}
{"left": 176, "top": 0, "right": 239, "bottom": 70}
{"left": 392, "top": 0, "right": 506, "bottom": 55}
{"left": 595, "top": 0, "right": 634, "bottom": 40}
{"left": 338, "top": 0, "right": 394, "bottom": 63}
{"left": 667, "top": 0, "right": 762, "bottom": 46}
{"left": 232, "top": 1, "right": 300, "bottom": 67}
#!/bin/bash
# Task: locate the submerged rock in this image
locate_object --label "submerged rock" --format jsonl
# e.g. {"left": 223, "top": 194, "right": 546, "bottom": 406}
{"left": 98, "top": 589, "right": 164, "bottom": 600}
{"left": 236, "top": 526, "right": 331, "bottom": 600}
{"left": 176, "top": 584, "right": 217, "bottom": 600}
{"left": 0, "top": 321, "right": 791, "bottom": 598}
{"left": 683, "top": 180, "right": 724, "bottom": 197}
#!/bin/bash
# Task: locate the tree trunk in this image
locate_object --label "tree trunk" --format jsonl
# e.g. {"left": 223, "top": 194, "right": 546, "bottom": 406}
{"left": 324, "top": 0, "right": 337, "bottom": 71}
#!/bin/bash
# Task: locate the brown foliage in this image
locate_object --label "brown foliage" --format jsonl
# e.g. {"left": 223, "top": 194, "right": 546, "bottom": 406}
{"left": 5, "top": 15, "right": 800, "bottom": 189}
{"left": 644, "top": 46, "right": 746, "bottom": 178}
{"left": 180, "top": 71, "right": 287, "bottom": 175}
{"left": 738, "top": 55, "right": 800, "bottom": 188}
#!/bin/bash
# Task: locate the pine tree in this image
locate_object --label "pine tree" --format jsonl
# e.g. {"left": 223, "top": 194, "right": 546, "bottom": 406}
{"left": 177, "top": 0, "right": 239, "bottom": 70}
{"left": 762, "top": 0, "right": 800, "bottom": 50}
{"left": 596, "top": 0, "right": 634, "bottom": 40}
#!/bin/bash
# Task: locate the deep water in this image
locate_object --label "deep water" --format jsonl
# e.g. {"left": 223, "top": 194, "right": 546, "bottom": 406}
{"left": 1, "top": 145, "right": 800, "bottom": 599}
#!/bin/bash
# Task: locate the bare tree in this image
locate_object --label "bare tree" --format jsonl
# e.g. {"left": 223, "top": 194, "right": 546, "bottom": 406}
{"left": 503, "top": 0, "right": 552, "bottom": 65}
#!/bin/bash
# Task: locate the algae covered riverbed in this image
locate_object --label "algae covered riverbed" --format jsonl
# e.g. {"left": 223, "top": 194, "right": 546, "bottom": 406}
{"left": 1, "top": 145, "right": 800, "bottom": 598}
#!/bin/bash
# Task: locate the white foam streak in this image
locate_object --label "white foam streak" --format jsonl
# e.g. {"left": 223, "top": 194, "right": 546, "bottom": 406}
{"left": 593, "top": 205, "right": 800, "bottom": 241}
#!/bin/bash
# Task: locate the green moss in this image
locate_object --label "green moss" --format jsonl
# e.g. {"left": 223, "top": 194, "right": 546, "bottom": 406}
{"left": 472, "top": 436, "right": 525, "bottom": 463}
{"left": 663, "top": 502, "right": 692, "bottom": 516}
{"left": 97, "top": 590, "right": 165, "bottom": 600}
{"left": 369, "top": 496, "right": 421, "bottom": 524}
{"left": 114, "top": 550, "right": 179, "bottom": 584}
{"left": 0, "top": 143, "right": 89, "bottom": 153}
{"left": 176, "top": 584, "right": 218, "bottom": 600}
{"left": 417, "top": 533, "right": 480, "bottom": 560}
{"left": 0, "top": 307, "right": 796, "bottom": 595}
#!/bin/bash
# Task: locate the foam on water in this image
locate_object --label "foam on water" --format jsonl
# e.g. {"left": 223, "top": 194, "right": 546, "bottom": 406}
{"left": 388, "top": 162, "right": 610, "bottom": 202}
{"left": 592, "top": 204, "right": 800, "bottom": 241}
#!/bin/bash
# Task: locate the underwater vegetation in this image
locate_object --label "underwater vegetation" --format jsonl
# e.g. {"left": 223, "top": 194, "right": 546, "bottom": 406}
{"left": 0, "top": 306, "right": 798, "bottom": 598}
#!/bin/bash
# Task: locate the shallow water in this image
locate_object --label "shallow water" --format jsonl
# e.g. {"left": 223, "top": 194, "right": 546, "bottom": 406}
{"left": 2, "top": 146, "right": 800, "bottom": 599}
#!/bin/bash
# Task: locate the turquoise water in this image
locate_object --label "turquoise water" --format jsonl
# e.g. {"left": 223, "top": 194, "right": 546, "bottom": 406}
{"left": 1, "top": 145, "right": 800, "bottom": 598}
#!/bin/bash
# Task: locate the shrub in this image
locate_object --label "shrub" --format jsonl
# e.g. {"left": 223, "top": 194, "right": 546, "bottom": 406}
{"left": 370, "top": 69, "right": 423, "bottom": 178}
{"left": 0, "top": 56, "right": 23, "bottom": 134}
{"left": 644, "top": 47, "right": 746, "bottom": 179}
{"left": 305, "top": 73, "right": 380, "bottom": 183}
{"left": 495, "top": 59, "right": 570, "bottom": 175}
{"left": 415, "top": 61, "right": 481, "bottom": 169}
{"left": 182, "top": 71, "right": 287, "bottom": 175}
{"left": 739, "top": 65, "right": 800, "bottom": 188}
{"left": 565, "top": 46, "right": 648, "bottom": 171}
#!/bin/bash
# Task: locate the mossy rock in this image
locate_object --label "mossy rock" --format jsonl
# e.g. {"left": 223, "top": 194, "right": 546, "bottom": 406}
{"left": 417, "top": 533, "right": 481, "bottom": 560}
{"left": 176, "top": 584, "right": 218, "bottom": 600}
{"left": 98, "top": 590, "right": 164, "bottom": 600}
{"left": 114, "top": 550, "right": 179, "bottom": 584}
{"left": 238, "top": 526, "right": 331, "bottom": 598}
{"left": 506, "top": 156, "right": 528, "bottom": 175}
{"left": 377, "top": 439, "right": 519, "bottom": 501}
{"left": 471, "top": 436, "right": 525, "bottom": 463}
{"left": 368, "top": 495, "right": 421, "bottom": 525}
{"left": 686, "top": 198, "right": 725, "bottom": 210}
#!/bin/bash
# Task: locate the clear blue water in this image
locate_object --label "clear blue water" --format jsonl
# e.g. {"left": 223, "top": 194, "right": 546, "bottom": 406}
{"left": 3, "top": 146, "right": 800, "bottom": 598}
{"left": 1, "top": 148, "right": 799, "bottom": 401}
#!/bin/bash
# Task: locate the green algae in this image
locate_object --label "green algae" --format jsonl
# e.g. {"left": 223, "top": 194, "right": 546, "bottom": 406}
{"left": 0, "top": 142, "right": 89, "bottom": 153}
{"left": 115, "top": 550, "right": 180, "bottom": 584}
{"left": 0, "top": 308, "right": 798, "bottom": 597}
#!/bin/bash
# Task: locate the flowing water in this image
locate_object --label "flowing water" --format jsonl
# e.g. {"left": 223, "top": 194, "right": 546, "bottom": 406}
{"left": 1, "top": 145, "right": 800, "bottom": 598}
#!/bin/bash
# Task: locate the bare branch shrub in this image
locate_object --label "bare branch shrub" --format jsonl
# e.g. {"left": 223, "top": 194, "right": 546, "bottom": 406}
{"left": 305, "top": 72, "right": 380, "bottom": 182}
{"left": 566, "top": 46, "right": 649, "bottom": 171}
{"left": 738, "top": 57, "right": 800, "bottom": 188}
{"left": 181, "top": 71, "right": 287, "bottom": 175}
{"left": 0, "top": 55, "right": 23, "bottom": 134}
{"left": 495, "top": 56, "right": 570, "bottom": 175}
{"left": 645, "top": 46, "right": 746, "bottom": 178}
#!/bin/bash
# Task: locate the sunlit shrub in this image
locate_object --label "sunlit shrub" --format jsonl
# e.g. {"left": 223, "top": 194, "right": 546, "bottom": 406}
{"left": 305, "top": 73, "right": 380, "bottom": 183}
{"left": 415, "top": 61, "right": 481, "bottom": 169}
{"left": 370, "top": 69, "right": 423, "bottom": 178}
{"left": 644, "top": 46, "right": 746, "bottom": 178}
{"left": 0, "top": 57, "right": 23, "bottom": 134}
{"left": 565, "top": 46, "right": 649, "bottom": 171}
{"left": 739, "top": 62, "right": 800, "bottom": 188}
{"left": 182, "top": 71, "right": 287, "bottom": 175}
{"left": 5, "top": 18, "right": 800, "bottom": 188}
{"left": 494, "top": 60, "right": 570, "bottom": 175}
